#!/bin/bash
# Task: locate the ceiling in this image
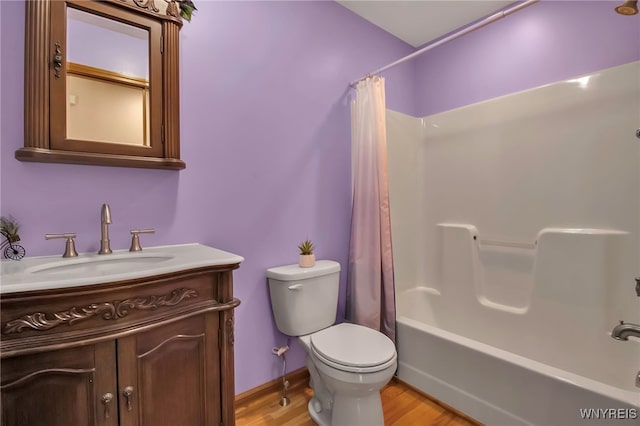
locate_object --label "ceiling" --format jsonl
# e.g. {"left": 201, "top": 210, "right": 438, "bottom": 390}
{"left": 336, "top": 1, "right": 514, "bottom": 48}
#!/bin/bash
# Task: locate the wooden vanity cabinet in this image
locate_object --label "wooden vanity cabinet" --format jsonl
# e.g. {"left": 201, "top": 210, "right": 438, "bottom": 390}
{"left": 0, "top": 264, "right": 240, "bottom": 426}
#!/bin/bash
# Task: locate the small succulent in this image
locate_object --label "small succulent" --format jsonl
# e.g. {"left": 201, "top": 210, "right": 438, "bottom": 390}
{"left": 177, "top": 0, "right": 197, "bottom": 22}
{"left": 0, "top": 216, "right": 20, "bottom": 237}
{"left": 297, "top": 239, "right": 314, "bottom": 255}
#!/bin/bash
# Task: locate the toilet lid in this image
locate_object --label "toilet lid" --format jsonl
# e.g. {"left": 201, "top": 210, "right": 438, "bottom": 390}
{"left": 310, "top": 323, "right": 396, "bottom": 371}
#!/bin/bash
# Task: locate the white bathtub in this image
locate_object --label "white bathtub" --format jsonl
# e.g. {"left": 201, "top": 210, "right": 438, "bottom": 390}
{"left": 387, "top": 62, "right": 640, "bottom": 426}
{"left": 396, "top": 288, "right": 640, "bottom": 426}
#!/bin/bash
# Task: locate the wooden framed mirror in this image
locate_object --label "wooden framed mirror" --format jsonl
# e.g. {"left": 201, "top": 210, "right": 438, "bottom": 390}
{"left": 17, "top": 0, "right": 185, "bottom": 170}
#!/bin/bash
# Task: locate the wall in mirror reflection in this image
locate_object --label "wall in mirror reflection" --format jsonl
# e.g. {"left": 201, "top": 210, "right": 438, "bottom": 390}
{"left": 66, "top": 7, "right": 150, "bottom": 146}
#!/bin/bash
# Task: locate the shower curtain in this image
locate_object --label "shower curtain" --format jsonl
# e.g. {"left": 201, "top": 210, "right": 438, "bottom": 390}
{"left": 347, "top": 76, "right": 396, "bottom": 343}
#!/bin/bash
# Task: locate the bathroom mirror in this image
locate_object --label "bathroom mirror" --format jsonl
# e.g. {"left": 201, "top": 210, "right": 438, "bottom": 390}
{"left": 17, "top": 0, "right": 185, "bottom": 170}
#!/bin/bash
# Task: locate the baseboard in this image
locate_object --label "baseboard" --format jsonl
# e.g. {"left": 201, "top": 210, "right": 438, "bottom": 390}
{"left": 235, "top": 367, "right": 309, "bottom": 407}
{"left": 392, "top": 376, "right": 485, "bottom": 426}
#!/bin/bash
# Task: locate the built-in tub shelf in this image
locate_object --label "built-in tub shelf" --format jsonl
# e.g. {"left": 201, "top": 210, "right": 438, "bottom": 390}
{"left": 474, "top": 236, "right": 537, "bottom": 250}
{"left": 438, "top": 223, "right": 628, "bottom": 248}
{"left": 432, "top": 223, "right": 630, "bottom": 314}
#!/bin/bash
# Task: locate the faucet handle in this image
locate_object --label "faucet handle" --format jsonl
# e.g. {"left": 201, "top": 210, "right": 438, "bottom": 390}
{"left": 129, "top": 229, "right": 155, "bottom": 252}
{"left": 45, "top": 233, "right": 78, "bottom": 258}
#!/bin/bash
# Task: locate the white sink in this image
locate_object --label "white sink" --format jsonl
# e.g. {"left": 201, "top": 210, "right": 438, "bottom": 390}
{"left": 0, "top": 243, "right": 244, "bottom": 294}
{"left": 26, "top": 254, "right": 175, "bottom": 275}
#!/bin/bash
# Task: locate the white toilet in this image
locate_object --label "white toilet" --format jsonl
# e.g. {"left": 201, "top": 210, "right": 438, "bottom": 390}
{"left": 267, "top": 260, "right": 397, "bottom": 426}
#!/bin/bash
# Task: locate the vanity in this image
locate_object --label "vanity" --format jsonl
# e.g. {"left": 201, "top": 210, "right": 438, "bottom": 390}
{"left": 0, "top": 244, "right": 243, "bottom": 426}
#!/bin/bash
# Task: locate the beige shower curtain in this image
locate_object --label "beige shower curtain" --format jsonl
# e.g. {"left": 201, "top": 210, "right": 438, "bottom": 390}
{"left": 347, "top": 76, "right": 396, "bottom": 343}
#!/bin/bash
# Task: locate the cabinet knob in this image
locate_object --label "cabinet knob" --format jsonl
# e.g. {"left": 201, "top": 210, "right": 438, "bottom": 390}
{"left": 123, "top": 385, "right": 134, "bottom": 411}
{"left": 101, "top": 392, "right": 114, "bottom": 419}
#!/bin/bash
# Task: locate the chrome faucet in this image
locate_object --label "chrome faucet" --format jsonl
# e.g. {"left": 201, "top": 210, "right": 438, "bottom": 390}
{"left": 611, "top": 321, "right": 640, "bottom": 341}
{"left": 98, "top": 203, "right": 112, "bottom": 254}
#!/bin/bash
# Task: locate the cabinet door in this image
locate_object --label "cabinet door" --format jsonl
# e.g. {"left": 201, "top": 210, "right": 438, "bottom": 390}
{"left": 117, "top": 314, "right": 221, "bottom": 426}
{"left": 0, "top": 342, "right": 117, "bottom": 426}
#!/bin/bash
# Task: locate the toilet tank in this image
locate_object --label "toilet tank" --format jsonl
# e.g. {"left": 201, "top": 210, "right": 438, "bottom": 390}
{"left": 266, "top": 260, "right": 340, "bottom": 336}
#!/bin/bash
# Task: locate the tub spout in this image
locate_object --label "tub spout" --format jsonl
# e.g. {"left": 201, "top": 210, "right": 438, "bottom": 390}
{"left": 611, "top": 321, "right": 640, "bottom": 341}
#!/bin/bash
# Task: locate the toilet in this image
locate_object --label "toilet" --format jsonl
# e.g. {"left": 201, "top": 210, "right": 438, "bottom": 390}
{"left": 267, "top": 260, "right": 397, "bottom": 426}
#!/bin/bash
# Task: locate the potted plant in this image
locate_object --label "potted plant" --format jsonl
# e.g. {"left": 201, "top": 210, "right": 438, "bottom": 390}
{"left": 297, "top": 239, "right": 315, "bottom": 268}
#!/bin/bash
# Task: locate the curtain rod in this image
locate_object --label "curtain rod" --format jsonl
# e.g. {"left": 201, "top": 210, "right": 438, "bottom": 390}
{"left": 349, "top": 0, "right": 540, "bottom": 87}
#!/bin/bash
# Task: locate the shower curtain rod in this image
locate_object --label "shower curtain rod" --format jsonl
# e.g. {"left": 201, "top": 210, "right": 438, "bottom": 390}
{"left": 349, "top": 0, "right": 540, "bottom": 87}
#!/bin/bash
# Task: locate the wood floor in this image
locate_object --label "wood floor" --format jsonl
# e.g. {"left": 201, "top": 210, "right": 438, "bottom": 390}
{"left": 236, "top": 376, "right": 481, "bottom": 426}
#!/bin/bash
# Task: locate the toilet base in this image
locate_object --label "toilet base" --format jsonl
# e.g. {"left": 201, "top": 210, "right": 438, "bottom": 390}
{"left": 307, "top": 392, "right": 384, "bottom": 426}
{"left": 331, "top": 392, "right": 384, "bottom": 426}
{"left": 308, "top": 397, "right": 331, "bottom": 426}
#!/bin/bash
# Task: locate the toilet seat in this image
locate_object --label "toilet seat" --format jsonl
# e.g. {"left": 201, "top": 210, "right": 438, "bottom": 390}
{"left": 310, "top": 323, "right": 396, "bottom": 374}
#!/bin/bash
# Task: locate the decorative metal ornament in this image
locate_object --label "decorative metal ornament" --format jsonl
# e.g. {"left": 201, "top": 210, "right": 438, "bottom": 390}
{"left": 0, "top": 216, "right": 25, "bottom": 260}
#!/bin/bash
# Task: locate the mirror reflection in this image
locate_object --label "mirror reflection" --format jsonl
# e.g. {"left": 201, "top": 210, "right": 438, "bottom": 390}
{"left": 66, "top": 8, "right": 150, "bottom": 146}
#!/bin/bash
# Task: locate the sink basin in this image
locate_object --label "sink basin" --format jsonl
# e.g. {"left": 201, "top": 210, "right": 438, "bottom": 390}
{"left": 1, "top": 243, "right": 244, "bottom": 294}
{"left": 26, "top": 254, "right": 175, "bottom": 275}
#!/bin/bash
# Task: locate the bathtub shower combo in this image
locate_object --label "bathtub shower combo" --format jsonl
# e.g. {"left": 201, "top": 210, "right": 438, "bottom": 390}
{"left": 387, "top": 61, "right": 640, "bottom": 425}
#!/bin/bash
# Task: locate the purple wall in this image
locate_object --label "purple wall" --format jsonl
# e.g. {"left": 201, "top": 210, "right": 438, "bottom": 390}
{"left": 415, "top": 0, "right": 640, "bottom": 117}
{"left": 0, "top": 1, "right": 414, "bottom": 394}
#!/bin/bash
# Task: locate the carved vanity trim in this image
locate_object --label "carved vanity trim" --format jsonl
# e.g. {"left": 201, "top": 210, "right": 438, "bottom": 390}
{"left": 4, "top": 287, "right": 200, "bottom": 334}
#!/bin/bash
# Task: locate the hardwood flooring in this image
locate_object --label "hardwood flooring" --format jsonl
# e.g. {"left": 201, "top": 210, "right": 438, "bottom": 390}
{"left": 236, "top": 375, "right": 481, "bottom": 426}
